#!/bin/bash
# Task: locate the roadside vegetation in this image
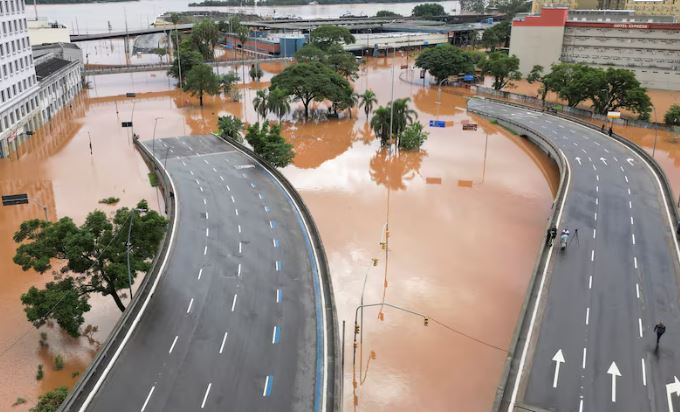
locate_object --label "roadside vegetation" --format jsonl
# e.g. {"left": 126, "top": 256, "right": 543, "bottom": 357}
{"left": 12, "top": 200, "right": 166, "bottom": 337}
{"left": 30, "top": 387, "right": 68, "bottom": 412}
{"left": 665, "top": 105, "right": 680, "bottom": 126}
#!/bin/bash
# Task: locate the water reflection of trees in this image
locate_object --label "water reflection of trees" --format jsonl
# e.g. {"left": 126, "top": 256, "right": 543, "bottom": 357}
{"left": 369, "top": 147, "right": 427, "bottom": 191}
{"left": 288, "top": 117, "right": 357, "bottom": 169}
{"left": 412, "top": 87, "right": 465, "bottom": 116}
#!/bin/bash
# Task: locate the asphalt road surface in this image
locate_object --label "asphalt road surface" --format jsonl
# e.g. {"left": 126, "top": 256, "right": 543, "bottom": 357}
{"left": 84, "top": 136, "right": 322, "bottom": 412}
{"left": 469, "top": 99, "right": 680, "bottom": 412}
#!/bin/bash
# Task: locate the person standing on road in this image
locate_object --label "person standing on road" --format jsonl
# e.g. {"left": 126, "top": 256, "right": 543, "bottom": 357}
{"left": 608, "top": 126, "right": 613, "bottom": 136}
{"left": 654, "top": 321, "right": 666, "bottom": 350}
{"left": 547, "top": 226, "right": 557, "bottom": 246}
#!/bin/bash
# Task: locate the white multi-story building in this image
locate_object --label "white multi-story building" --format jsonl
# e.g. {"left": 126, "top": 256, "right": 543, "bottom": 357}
{"left": 0, "top": 0, "right": 40, "bottom": 158}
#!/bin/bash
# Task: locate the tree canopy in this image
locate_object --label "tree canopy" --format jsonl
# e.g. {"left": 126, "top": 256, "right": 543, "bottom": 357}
{"left": 479, "top": 52, "right": 521, "bottom": 90}
{"left": 30, "top": 386, "right": 68, "bottom": 412}
{"left": 191, "top": 19, "right": 219, "bottom": 61}
{"left": 245, "top": 121, "right": 295, "bottom": 167}
{"left": 412, "top": 3, "right": 446, "bottom": 17}
{"left": 167, "top": 41, "right": 204, "bottom": 86}
{"left": 183, "top": 64, "right": 221, "bottom": 106}
{"left": 481, "top": 21, "right": 511, "bottom": 51}
{"left": 270, "top": 61, "right": 352, "bottom": 119}
{"left": 375, "top": 10, "right": 402, "bottom": 17}
{"left": 491, "top": 0, "right": 531, "bottom": 18}
{"left": 665, "top": 104, "right": 680, "bottom": 126}
{"left": 218, "top": 115, "right": 243, "bottom": 141}
{"left": 415, "top": 44, "right": 476, "bottom": 82}
{"left": 295, "top": 43, "right": 359, "bottom": 80}
{"left": 309, "top": 25, "right": 355, "bottom": 50}
{"left": 13, "top": 201, "right": 166, "bottom": 336}
{"left": 461, "top": 0, "right": 486, "bottom": 13}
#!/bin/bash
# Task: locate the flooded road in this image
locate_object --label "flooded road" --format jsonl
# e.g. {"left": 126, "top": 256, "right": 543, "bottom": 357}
{"left": 0, "top": 57, "right": 558, "bottom": 410}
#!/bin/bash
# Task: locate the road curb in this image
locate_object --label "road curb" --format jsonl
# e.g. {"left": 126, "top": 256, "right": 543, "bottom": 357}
{"left": 468, "top": 99, "right": 570, "bottom": 412}
{"left": 212, "top": 133, "right": 341, "bottom": 412}
{"left": 58, "top": 137, "right": 177, "bottom": 411}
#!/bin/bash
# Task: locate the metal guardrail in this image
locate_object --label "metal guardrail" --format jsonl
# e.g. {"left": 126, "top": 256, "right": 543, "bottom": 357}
{"left": 58, "top": 137, "right": 177, "bottom": 411}
{"left": 84, "top": 57, "right": 292, "bottom": 76}
{"left": 212, "top": 132, "right": 341, "bottom": 412}
{"left": 468, "top": 100, "right": 570, "bottom": 412}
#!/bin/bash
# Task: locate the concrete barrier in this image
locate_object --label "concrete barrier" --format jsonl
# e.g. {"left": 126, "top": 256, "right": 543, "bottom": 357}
{"left": 58, "top": 137, "right": 177, "bottom": 411}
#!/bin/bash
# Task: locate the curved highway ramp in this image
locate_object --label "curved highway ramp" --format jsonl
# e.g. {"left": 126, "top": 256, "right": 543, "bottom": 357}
{"left": 469, "top": 99, "right": 680, "bottom": 412}
{"left": 78, "top": 135, "right": 330, "bottom": 412}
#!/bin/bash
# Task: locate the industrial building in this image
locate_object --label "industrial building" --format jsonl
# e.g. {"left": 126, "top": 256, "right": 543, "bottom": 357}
{"left": 509, "top": 7, "right": 680, "bottom": 90}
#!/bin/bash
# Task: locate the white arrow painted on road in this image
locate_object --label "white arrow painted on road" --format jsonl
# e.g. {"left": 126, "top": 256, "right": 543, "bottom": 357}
{"left": 552, "top": 350, "right": 565, "bottom": 388}
{"left": 627, "top": 158, "right": 635, "bottom": 166}
{"left": 666, "top": 376, "right": 680, "bottom": 412}
{"left": 575, "top": 157, "right": 582, "bottom": 166}
{"left": 600, "top": 157, "right": 608, "bottom": 166}
{"left": 608, "top": 362, "right": 621, "bottom": 403}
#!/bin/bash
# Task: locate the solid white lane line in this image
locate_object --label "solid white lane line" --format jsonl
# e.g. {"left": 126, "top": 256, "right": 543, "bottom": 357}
{"left": 589, "top": 275, "right": 593, "bottom": 289}
{"left": 235, "top": 208, "right": 239, "bottom": 216}
{"left": 237, "top": 263, "right": 241, "bottom": 277}
{"left": 632, "top": 234, "right": 636, "bottom": 245}
{"left": 197, "top": 268, "right": 203, "bottom": 280}
{"left": 636, "top": 283, "right": 640, "bottom": 299}
{"left": 231, "top": 294, "right": 237, "bottom": 311}
{"left": 586, "top": 307, "right": 590, "bottom": 325}
{"left": 238, "top": 224, "right": 242, "bottom": 233}
{"left": 219, "top": 331, "right": 228, "bottom": 354}
{"left": 591, "top": 250, "right": 595, "bottom": 262}
{"left": 201, "top": 383, "right": 212, "bottom": 409}
{"left": 634, "top": 256, "right": 638, "bottom": 268}
{"left": 579, "top": 399, "right": 584, "bottom": 412}
{"left": 638, "top": 318, "right": 644, "bottom": 338}
{"left": 582, "top": 347, "right": 587, "bottom": 369}
{"left": 641, "top": 358, "right": 647, "bottom": 386}
{"left": 206, "top": 228, "right": 209, "bottom": 237}
{"left": 204, "top": 246, "right": 208, "bottom": 255}
{"left": 169, "top": 335, "right": 179, "bottom": 354}
{"left": 187, "top": 298, "right": 194, "bottom": 313}
{"left": 226, "top": 185, "right": 231, "bottom": 191}
{"left": 141, "top": 386, "right": 155, "bottom": 412}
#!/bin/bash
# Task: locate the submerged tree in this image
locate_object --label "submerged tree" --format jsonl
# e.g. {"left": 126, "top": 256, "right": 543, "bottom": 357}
{"left": 183, "top": 63, "right": 221, "bottom": 106}
{"left": 245, "top": 121, "right": 294, "bottom": 167}
{"left": 478, "top": 52, "right": 522, "bottom": 90}
{"left": 357, "top": 89, "right": 378, "bottom": 117}
{"left": 13, "top": 201, "right": 166, "bottom": 336}
{"left": 217, "top": 115, "right": 244, "bottom": 141}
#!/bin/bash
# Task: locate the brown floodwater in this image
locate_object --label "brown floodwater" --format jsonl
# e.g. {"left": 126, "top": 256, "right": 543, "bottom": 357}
{"left": 0, "top": 56, "right": 560, "bottom": 411}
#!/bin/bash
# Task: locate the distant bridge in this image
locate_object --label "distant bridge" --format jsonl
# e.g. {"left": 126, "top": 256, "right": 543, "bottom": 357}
{"left": 70, "top": 24, "right": 194, "bottom": 42}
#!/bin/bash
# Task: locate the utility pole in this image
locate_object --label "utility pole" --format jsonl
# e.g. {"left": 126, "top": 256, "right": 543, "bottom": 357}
{"left": 33, "top": 0, "right": 37, "bottom": 21}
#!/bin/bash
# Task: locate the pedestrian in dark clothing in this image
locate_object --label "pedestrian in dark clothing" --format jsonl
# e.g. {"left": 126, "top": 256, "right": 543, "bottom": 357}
{"left": 547, "top": 226, "right": 557, "bottom": 246}
{"left": 654, "top": 321, "right": 666, "bottom": 350}
{"left": 608, "top": 126, "right": 613, "bottom": 136}
{"left": 601, "top": 124, "right": 605, "bottom": 133}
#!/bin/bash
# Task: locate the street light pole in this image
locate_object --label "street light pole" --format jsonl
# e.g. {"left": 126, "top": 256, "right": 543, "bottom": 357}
{"left": 152, "top": 116, "right": 163, "bottom": 154}
{"left": 652, "top": 106, "right": 659, "bottom": 158}
{"left": 126, "top": 207, "right": 147, "bottom": 300}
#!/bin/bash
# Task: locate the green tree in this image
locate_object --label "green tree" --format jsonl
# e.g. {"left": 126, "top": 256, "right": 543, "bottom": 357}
{"left": 492, "top": 0, "right": 531, "bottom": 19}
{"left": 167, "top": 43, "right": 204, "bottom": 87}
{"left": 270, "top": 61, "right": 352, "bottom": 119}
{"left": 526, "top": 64, "right": 551, "bottom": 105}
{"left": 415, "top": 44, "right": 475, "bottom": 83}
{"left": 588, "top": 68, "right": 651, "bottom": 118}
{"left": 481, "top": 21, "right": 511, "bottom": 51}
{"left": 191, "top": 19, "right": 219, "bottom": 61}
{"left": 665, "top": 104, "right": 680, "bottom": 126}
{"left": 375, "top": 10, "right": 401, "bottom": 17}
{"left": 309, "top": 25, "right": 355, "bottom": 50}
{"left": 545, "top": 63, "right": 598, "bottom": 107}
{"left": 358, "top": 89, "right": 378, "bottom": 117}
{"left": 217, "top": 115, "right": 243, "bottom": 141}
{"left": 253, "top": 89, "right": 269, "bottom": 122}
{"left": 13, "top": 201, "right": 166, "bottom": 336}
{"left": 461, "top": 0, "right": 486, "bottom": 13}
{"left": 390, "top": 97, "right": 418, "bottom": 137}
{"left": 169, "top": 13, "right": 181, "bottom": 25}
{"left": 479, "top": 52, "right": 522, "bottom": 90}
{"left": 267, "top": 87, "right": 291, "bottom": 123}
{"left": 154, "top": 47, "right": 166, "bottom": 63}
{"left": 183, "top": 64, "right": 220, "bottom": 106}
{"left": 294, "top": 44, "right": 327, "bottom": 63}
{"left": 412, "top": 3, "right": 446, "bottom": 17}
{"left": 220, "top": 71, "right": 240, "bottom": 97}
{"left": 245, "top": 121, "right": 295, "bottom": 167}
{"left": 30, "top": 386, "right": 68, "bottom": 412}
{"left": 399, "top": 122, "right": 429, "bottom": 150}
{"left": 325, "top": 45, "right": 359, "bottom": 80}
{"left": 370, "top": 106, "right": 392, "bottom": 145}
{"left": 249, "top": 64, "right": 264, "bottom": 81}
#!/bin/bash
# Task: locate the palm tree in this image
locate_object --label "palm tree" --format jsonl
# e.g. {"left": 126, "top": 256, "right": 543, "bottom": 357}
{"left": 253, "top": 89, "right": 268, "bottom": 123}
{"left": 357, "top": 89, "right": 378, "bottom": 117}
{"left": 370, "top": 106, "right": 391, "bottom": 146}
{"left": 390, "top": 97, "right": 418, "bottom": 137}
{"left": 267, "top": 87, "right": 291, "bottom": 124}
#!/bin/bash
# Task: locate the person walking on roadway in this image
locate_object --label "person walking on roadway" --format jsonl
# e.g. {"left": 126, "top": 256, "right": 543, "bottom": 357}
{"left": 654, "top": 321, "right": 666, "bottom": 350}
{"left": 546, "top": 226, "right": 557, "bottom": 246}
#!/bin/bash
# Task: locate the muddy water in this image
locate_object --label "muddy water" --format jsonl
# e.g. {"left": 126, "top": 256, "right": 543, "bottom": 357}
{"left": 0, "top": 57, "right": 558, "bottom": 410}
